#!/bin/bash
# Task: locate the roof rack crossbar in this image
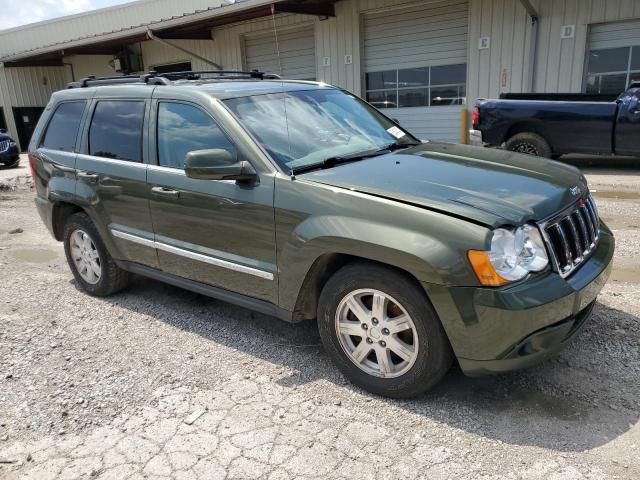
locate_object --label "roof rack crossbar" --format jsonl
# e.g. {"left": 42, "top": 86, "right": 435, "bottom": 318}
{"left": 156, "top": 70, "right": 278, "bottom": 80}
{"left": 66, "top": 69, "right": 277, "bottom": 89}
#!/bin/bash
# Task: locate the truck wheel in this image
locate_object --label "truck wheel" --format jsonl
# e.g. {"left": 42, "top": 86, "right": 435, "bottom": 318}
{"left": 2, "top": 158, "right": 20, "bottom": 169}
{"left": 317, "top": 263, "right": 453, "bottom": 398}
{"left": 63, "top": 212, "right": 129, "bottom": 297}
{"left": 505, "top": 132, "right": 552, "bottom": 158}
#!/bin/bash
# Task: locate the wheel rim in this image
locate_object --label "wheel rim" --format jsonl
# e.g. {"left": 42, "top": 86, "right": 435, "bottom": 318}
{"left": 70, "top": 229, "right": 102, "bottom": 285}
{"left": 512, "top": 142, "right": 539, "bottom": 155}
{"left": 335, "top": 289, "right": 420, "bottom": 378}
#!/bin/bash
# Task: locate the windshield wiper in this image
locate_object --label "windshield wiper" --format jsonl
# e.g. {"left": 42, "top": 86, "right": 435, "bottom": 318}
{"left": 291, "top": 141, "right": 421, "bottom": 175}
{"left": 376, "top": 140, "right": 421, "bottom": 153}
{"left": 291, "top": 149, "right": 388, "bottom": 175}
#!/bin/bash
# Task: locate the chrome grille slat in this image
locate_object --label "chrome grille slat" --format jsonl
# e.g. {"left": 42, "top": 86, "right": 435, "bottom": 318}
{"left": 574, "top": 210, "right": 590, "bottom": 252}
{"left": 566, "top": 215, "right": 583, "bottom": 262}
{"left": 542, "top": 195, "right": 600, "bottom": 278}
{"left": 0, "top": 140, "right": 8, "bottom": 153}
{"left": 554, "top": 223, "right": 573, "bottom": 268}
{"left": 578, "top": 208, "right": 595, "bottom": 246}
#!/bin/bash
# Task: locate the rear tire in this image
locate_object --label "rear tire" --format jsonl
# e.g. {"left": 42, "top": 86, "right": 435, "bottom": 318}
{"left": 63, "top": 212, "right": 129, "bottom": 297}
{"left": 2, "top": 158, "right": 20, "bottom": 169}
{"left": 317, "top": 262, "right": 453, "bottom": 398}
{"left": 505, "top": 132, "right": 552, "bottom": 158}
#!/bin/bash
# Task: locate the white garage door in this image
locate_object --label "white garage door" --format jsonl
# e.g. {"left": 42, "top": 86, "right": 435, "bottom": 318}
{"left": 363, "top": 0, "right": 468, "bottom": 143}
{"left": 585, "top": 20, "right": 640, "bottom": 94}
{"left": 244, "top": 25, "right": 316, "bottom": 80}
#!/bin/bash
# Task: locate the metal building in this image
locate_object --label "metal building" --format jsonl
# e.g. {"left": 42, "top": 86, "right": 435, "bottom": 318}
{"left": 1, "top": 0, "right": 639, "bottom": 150}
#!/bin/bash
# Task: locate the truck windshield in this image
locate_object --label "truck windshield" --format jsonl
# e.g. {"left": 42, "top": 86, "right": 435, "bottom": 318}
{"left": 223, "top": 88, "right": 419, "bottom": 172}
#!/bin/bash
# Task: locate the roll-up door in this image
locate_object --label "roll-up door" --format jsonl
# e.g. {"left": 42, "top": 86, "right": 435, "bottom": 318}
{"left": 585, "top": 20, "right": 640, "bottom": 94}
{"left": 363, "top": 0, "right": 468, "bottom": 143}
{"left": 244, "top": 25, "right": 316, "bottom": 80}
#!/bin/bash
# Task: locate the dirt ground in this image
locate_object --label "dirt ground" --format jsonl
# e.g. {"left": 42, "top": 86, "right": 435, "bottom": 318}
{"left": 0, "top": 156, "right": 639, "bottom": 479}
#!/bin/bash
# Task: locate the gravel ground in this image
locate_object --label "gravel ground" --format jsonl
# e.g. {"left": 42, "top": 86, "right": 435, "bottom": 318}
{"left": 0, "top": 161, "right": 639, "bottom": 480}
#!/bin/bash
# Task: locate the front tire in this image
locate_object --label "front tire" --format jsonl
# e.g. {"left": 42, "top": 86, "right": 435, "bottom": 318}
{"left": 505, "top": 132, "right": 552, "bottom": 158}
{"left": 2, "top": 158, "right": 20, "bottom": 169}
{"left": 317, "top": 263, "right": 453, "bottom": 398}
{"left": 63, "top": 212, "right": 129, "bottom": 296}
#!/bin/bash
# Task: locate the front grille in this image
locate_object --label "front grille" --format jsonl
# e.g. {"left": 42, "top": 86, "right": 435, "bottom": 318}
{"left": 0, "top": 140, "right": 8, "bottom": 153}
{"left": 543, "top": 195, "right": 600, "bottom": 278}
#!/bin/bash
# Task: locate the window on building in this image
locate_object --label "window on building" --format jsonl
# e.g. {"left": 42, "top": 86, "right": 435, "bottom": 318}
{"left": 365, "top": 64, "right": 467, "bottom": 109}
{"left": 585, "top": 46, "right": 640, "bottom": 94}
{"left": 157, "top": 102, "right": 237, "bottom": 169}
{"left": 40, "top": 102, "right": 86, "bottom": 152}
{"left": 152, "top": 62, "right": 192, "bottom": 74}
{"left": 89, "top": 101, "right": 145, "bottom": 162}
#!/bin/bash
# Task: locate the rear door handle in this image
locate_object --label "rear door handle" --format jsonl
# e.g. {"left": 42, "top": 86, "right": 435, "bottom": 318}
{"left": 151, "top": 186, "right": 180, "bottom": 198}
{"left": 77, "top": 171, "right": 99, "bottom": 183}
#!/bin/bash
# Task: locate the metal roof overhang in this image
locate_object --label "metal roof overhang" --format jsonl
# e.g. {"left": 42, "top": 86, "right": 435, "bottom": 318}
{"left": 1, "top": 0, "right": 337, "bottom": 67}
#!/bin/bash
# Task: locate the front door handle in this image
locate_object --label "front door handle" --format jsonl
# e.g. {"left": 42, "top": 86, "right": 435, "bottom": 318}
{"left": 151, "top": 186, "right": 180, "bottom": 198}
{"left": 77, "top": 171, "right": 99, "bottom": 183}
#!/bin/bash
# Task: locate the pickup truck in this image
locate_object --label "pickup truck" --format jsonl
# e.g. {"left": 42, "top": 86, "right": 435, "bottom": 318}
{"left": 472, "top": 83, "right": 640, "bottom": 158}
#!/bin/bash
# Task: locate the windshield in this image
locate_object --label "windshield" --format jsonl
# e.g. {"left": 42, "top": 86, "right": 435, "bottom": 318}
{"left": 223, "top": 88, "right": 419, "bottom": 172}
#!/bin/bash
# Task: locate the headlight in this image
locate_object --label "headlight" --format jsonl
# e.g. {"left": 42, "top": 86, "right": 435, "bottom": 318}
{"left": 468, "top": 224, "right": 549, "bottom": 286}
{"left": 9, "top": 142, "right": 16, "bottom": 147}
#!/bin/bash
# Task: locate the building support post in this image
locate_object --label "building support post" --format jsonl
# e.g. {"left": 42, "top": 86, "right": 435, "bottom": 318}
{"left": 519, "top": 0, "right": 539, "bottom": 93}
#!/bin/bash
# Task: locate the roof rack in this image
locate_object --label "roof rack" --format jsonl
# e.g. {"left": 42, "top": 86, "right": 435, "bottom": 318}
{"left": 66, "top": 69, "right": 279, "bottom": 89}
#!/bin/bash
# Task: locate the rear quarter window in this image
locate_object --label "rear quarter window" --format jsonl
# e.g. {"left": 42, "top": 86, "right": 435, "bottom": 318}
{"left": 40, "top": 102, "right": 86, "bottom": 152}
{"left": 89, "top": 100, "right": 145, "bottom": 162}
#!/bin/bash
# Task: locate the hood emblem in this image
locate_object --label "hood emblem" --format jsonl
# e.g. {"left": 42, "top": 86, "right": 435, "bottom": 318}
{"left": 570, "top": 186, "right": 581, "bottom": 197}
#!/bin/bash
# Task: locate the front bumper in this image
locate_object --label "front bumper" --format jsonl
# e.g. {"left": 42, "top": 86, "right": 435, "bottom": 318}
{"left": 0, "top": 146, "right": 20, "bottom": 162}
{"left": 424, "top": 224, "right": 615, "bottom": 376}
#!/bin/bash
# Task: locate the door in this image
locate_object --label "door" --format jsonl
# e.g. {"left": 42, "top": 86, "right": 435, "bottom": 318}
{"left": 76, "top": 97, "right": 158, "bottom": 268}
{"left": 148, "top": 100, "right": 277, "bottom": 302}
{"left": 12, "top": 107, "right": 45, "bottom": 151}
{"left": 362, "top": 1, "right": 468, "bottom": 142}
{"left": 585, "top": 20, "right": 640, "bottom": 94}
{"left": 244, "top": 25, "right": 316, "bottom": 80}
{"left": 615, "top": 87, "right": 640, "bottom": 155}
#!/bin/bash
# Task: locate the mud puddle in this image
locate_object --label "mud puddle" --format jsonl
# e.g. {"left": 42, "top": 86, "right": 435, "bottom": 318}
{"left": 11, "top": 248, "right": 59, "bottom": 263}
{"left": 592, "top": 190, "right": 640, "bottom": 201}
{"left": 610, "top": 266, "right": 640, "bottom": 285}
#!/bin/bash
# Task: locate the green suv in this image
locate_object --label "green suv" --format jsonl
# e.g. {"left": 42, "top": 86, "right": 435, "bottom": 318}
{"left": 29, "top": 71, "right": 614, "bottom": 398}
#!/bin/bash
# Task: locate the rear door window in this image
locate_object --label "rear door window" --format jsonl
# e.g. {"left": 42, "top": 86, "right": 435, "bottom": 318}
{"left": 156, "top": 102, "right": 237, "bottom": 169}
{"left": 41, "top": 102, "right": 86, "bottom": 152}
{"left": 89, "top": 101, "right": 145, "bottom": 162}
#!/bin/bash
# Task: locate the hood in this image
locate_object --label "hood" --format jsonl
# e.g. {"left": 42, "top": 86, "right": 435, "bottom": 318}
{"left": 299, "top": 142, "right": 588, "bottom": 227}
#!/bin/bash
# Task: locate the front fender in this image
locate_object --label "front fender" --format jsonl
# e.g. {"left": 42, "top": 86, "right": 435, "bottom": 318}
{"left": 277, "top": 214, "right": 485, "bottom": 312}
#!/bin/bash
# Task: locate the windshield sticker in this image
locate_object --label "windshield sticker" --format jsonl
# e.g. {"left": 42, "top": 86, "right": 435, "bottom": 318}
{"left": 387, "top": 126, "right": 407, "bottom": 139}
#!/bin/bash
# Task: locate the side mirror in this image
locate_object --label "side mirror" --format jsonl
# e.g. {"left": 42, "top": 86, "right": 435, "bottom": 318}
{"left": 184, "top": 149, "right": 257, "bottom": 182}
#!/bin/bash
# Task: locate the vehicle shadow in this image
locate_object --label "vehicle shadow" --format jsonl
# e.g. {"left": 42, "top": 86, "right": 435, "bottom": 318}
{"left": 98, "top": 275, "right": 639, "bottom": 453}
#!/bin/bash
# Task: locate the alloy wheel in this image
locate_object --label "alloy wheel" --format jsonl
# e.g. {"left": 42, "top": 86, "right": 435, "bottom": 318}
{"left": 335, "top": 289, "right": 420, "bottom": 378}
{"left": 70, "top": 229, "right": 102, "bottom": 284}
{"left": 513, "top": 142, "right": 539, "bottom": 155}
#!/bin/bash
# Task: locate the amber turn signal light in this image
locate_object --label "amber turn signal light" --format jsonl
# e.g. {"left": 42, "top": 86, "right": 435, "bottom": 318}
{"left": 467, "top": 250, "right": 511, "bottom": 287}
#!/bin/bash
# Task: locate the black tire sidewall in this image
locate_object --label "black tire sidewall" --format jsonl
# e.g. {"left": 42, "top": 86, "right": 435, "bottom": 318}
{"left": 505, "top": 132, "right": 552, "bottom": 158}
{"left": 63, "top": 212, "right": 125, "bottom": 296}
{"left": 317, "top": 263, "right": 452, "bottom": 398}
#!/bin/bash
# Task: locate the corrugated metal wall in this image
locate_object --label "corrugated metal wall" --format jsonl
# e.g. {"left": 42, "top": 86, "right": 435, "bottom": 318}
{"left": 468, "top": 0, "right": 640, "bottom": 107}
{"left": 244, "top": 25, "right": 317, "bottom": 79}
{"left": 141, "top": 39, "right": 219, "bottom": 71}
{"left": 0, "top": 66, "right": 71, "bottom": 145}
